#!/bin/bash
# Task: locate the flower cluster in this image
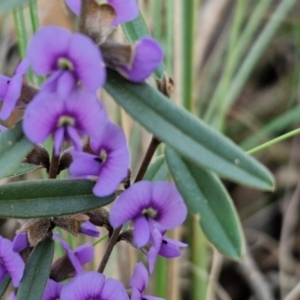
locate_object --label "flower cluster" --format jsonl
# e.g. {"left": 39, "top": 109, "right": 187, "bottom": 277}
{"left": 0, "top": 0, "right": 188, "bottom": 299}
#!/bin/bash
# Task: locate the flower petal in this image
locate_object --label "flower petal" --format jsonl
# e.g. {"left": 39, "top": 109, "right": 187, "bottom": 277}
{"left": 15, "top": 58, "right": 29, "bottom": 75}
{"left": 147, "top": 226, "right": 162, "bottom": 273}
{"left": 56, "top": 71, "right": 76, "bottom": 98}
{"left": 65, "top": 0, "right": 81, "bottom": 15}
{"left": 0, "top": 75, "right": 9, "bottom": 99}
{"left": 129, "top": 262, "right": 148, "bottom": 292}
{"left": 79, "top": 221, "right": 100, "bottom": 237}
{"left": 117, "top": 37, "right": 163, "bottom": 82}
{"left": 74, "top": 244, "right": 94, "bottom": 265}
{"left": 101, "top": 278, "right": 129, "bottom": 300}
{"left": 12, "top": 232, "right": 29, "bottom": 253}
{"left": 0, "top": 74, "right": 23, "bottom": 120}
{"left": 110, "top": 181, "right": 152, "bottom": 228}
{"left": 0, "top": 236, "right": 24, "bottom": 287}
{"left": 54, "top": 127, "right": 64, "bottom": 156}
{"left": 53, "top": 233, "right": 83, "bottom": 275}
{"left": 42, "top": 279, "right": 63, "bottom": 300}
{"left": 70, "top": 151, "right": 101, "bottom": 177}
{"left": 66, "top": 126, "right": 82, "bottom": 152}
{"left": 134, "top": 215, "right": 150, "bottom": 248}
{"left": 27, "top": 26, "right": 71, "bottom": 75}
{"left": 151, "top": 182, "right": 187, "bottom": 230}
{"left": 68, "top": 33, "right": 106, "bottom": 91}
{"left": 23, "top": 92, "right": 63, "bottom": 144}
{"left": 108, "top": 0, "right": 139, "bottom": 26}
{"left": 60, "top": 272, "right": 105, "bottom": 300}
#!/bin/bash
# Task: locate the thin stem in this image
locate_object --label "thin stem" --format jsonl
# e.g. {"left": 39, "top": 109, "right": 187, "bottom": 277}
{"left": 93, "top": 234, "right": 108, "bottom": 246}
{"left": 247, "top": 127, "right": 300, "bottom": 155}
{"left": 134, "top": 137, "right": 160, "bottom": 182}
{"left": 97, "top": 227, "right": 122, "bottom": 273}
{"left": 79, "top": 0, "right": 89, "bottom": 33}
{"left": 48, "top": 147, "right": 60, "bottom": 179}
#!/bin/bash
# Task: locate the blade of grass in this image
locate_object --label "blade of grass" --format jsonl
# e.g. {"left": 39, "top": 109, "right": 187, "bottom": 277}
{"left": 240, "top": 106, "right": 300, "bottom": 150}
{"left": 222, "top": 0, "right": 298, "bottom": 115}
{"left": 247, "top": 127, "right": 300, "bottom": 155}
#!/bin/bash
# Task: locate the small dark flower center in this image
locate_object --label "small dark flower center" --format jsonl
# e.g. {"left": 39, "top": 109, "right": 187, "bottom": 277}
{"left": 57, "top": 57, "right": 74, "bottom": 70}
{"left": 58, "top": 116, "right": 75, "bottom": 127}
{"left": 142, "top": 207, "right": 157, "bottom": 218}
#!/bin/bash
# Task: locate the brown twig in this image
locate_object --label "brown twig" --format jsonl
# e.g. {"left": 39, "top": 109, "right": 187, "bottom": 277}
{"left": 97, "top": 226, "right": 122, "bottom": 273}
{"left": 48, "top": 147, "right": 60, "bottom": 179}
{"left": 134, "top": 136, "right": 160, "bottom": 182}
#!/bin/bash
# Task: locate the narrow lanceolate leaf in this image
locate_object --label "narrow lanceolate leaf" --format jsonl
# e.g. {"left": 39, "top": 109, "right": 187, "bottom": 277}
{"left": 0, "top": 179, "right": 115, "bottom": 218}
{"left": 166, "top": 148, "right": 244, "bottom": 258}
{"left": 122, "top": 13, "right": 165, "bottom": 79}
{"left": 105, "top": 70, "right": 275, "bottom": 191}
{"left": 144, "top": 155, "right": 169, "bottom": 182}
{"left": 0, "top": 274, "right": 11, "bottom": 298}
{"left": 0, "top": 163, "right": 40, "bottom": 180}
{"left": 0, "top": 122, "right": 34, "bottom": 178}
{"left": 17, "top": 238, "right": 54, "bottom": 300}
{"left": 0, "top": 0, "right": 32, "bottom": 12}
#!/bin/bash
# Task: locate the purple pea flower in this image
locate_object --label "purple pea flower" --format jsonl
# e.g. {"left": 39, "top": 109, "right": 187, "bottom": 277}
{"left": 116, "top": 37, "right": 164, "bottom": 82}
{"left": 147, "top": 227, "right": 188, "bottom": 273}
{"left": 60, "top": 271, "right": 129, "bottom": 300}
{"left": 53, "top": 232, "right": 94, "bottom": 275}
{"left": 0, "top": 59, "right": 28, "bottom": 120}
{"left": 110, "top": 181, "right": 187, "bottom": 248}
{"left": 65, "top": 0, "right": 138, "bottom": 26}
{"left": 130, "top": 262, "right": 163, "bottom": 300}
{"left": 0, "top": 236, "right": 25, "bottom": 287}
{"left": 70, "top": 121, "right": 130, "bottom": 197}
{"left": 23, "top": 89, "right": 107, "bottom": 155}
{"left": 27, "top": 26, "right": 105, "bottom": 96}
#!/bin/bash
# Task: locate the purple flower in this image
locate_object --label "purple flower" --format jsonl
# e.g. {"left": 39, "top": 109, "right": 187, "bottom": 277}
{"left": 147, "top": 228, "right": 188, "bottom": 273}
{"left": 65, "top": 0, "right": 138, "bottom": 26}
{"left": 130, "top": 262, "right": 163, "bottom": 300}
{"left": 60, "top": 271, "right": 129, "bottom": 300}
{"left": 23, "top": 89, "right": 107, "bottom": 155}
{"left": 110, "top": 181, "right": 187, "bottom": 248}
{"left": 42, "top": 279, "right": 63, "bottom": 300}
{"left": 27, "top": 26, "right": 105, "bottom": 95}
{"left": 116, "top": 38, "right": 164, "bottom": 82}
{"left": 53, "top": 233, "right": 94, "bottom": 275}
{"left": 0, "top": 236, "right": 25, "bottom": 287}
{"left": 0, "top": 59, "right": 28, "bottom": 120}
{"left": 70, "top": 121, "right": 130, "bottom": 197}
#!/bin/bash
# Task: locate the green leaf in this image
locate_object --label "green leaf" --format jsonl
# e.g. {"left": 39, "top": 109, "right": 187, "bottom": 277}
{"left": 0, "top": 274, "right": 11, "bottom": 297}
{"left": 0, "top": 163, "right": 40, "bottom": 180}
{"left": 166, "top": 148, "right": 244, "bottom": 258}
{"left": 122, "top": 13, "right": 164, "bottom": 79}
{"left": 0, "top": 179, "right": 115, "bottom": 218}
{"left": 105, "top": 70, "right": 275, "bottom": 191}
{"left": 0, "top": 122, "right": 34, "bottom": 179}
{"left": 17, "top": 238, "right": 54, "bottom": 300}
{"left": 0, "top": 0, "right": 32, "bottom": 12}
{"left": 144, "top": 155, "right": 169, "bottom": 181}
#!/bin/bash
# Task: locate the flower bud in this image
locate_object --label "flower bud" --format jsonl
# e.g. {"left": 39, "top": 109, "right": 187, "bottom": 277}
{"left": 79, "top": 221, "right": 100, "bottom": 237}
{"left": 23, "top": 144, "right": 50, "bottom": 171}
{"left": 84, "top": 207, "right": 113, "bottom": 235}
